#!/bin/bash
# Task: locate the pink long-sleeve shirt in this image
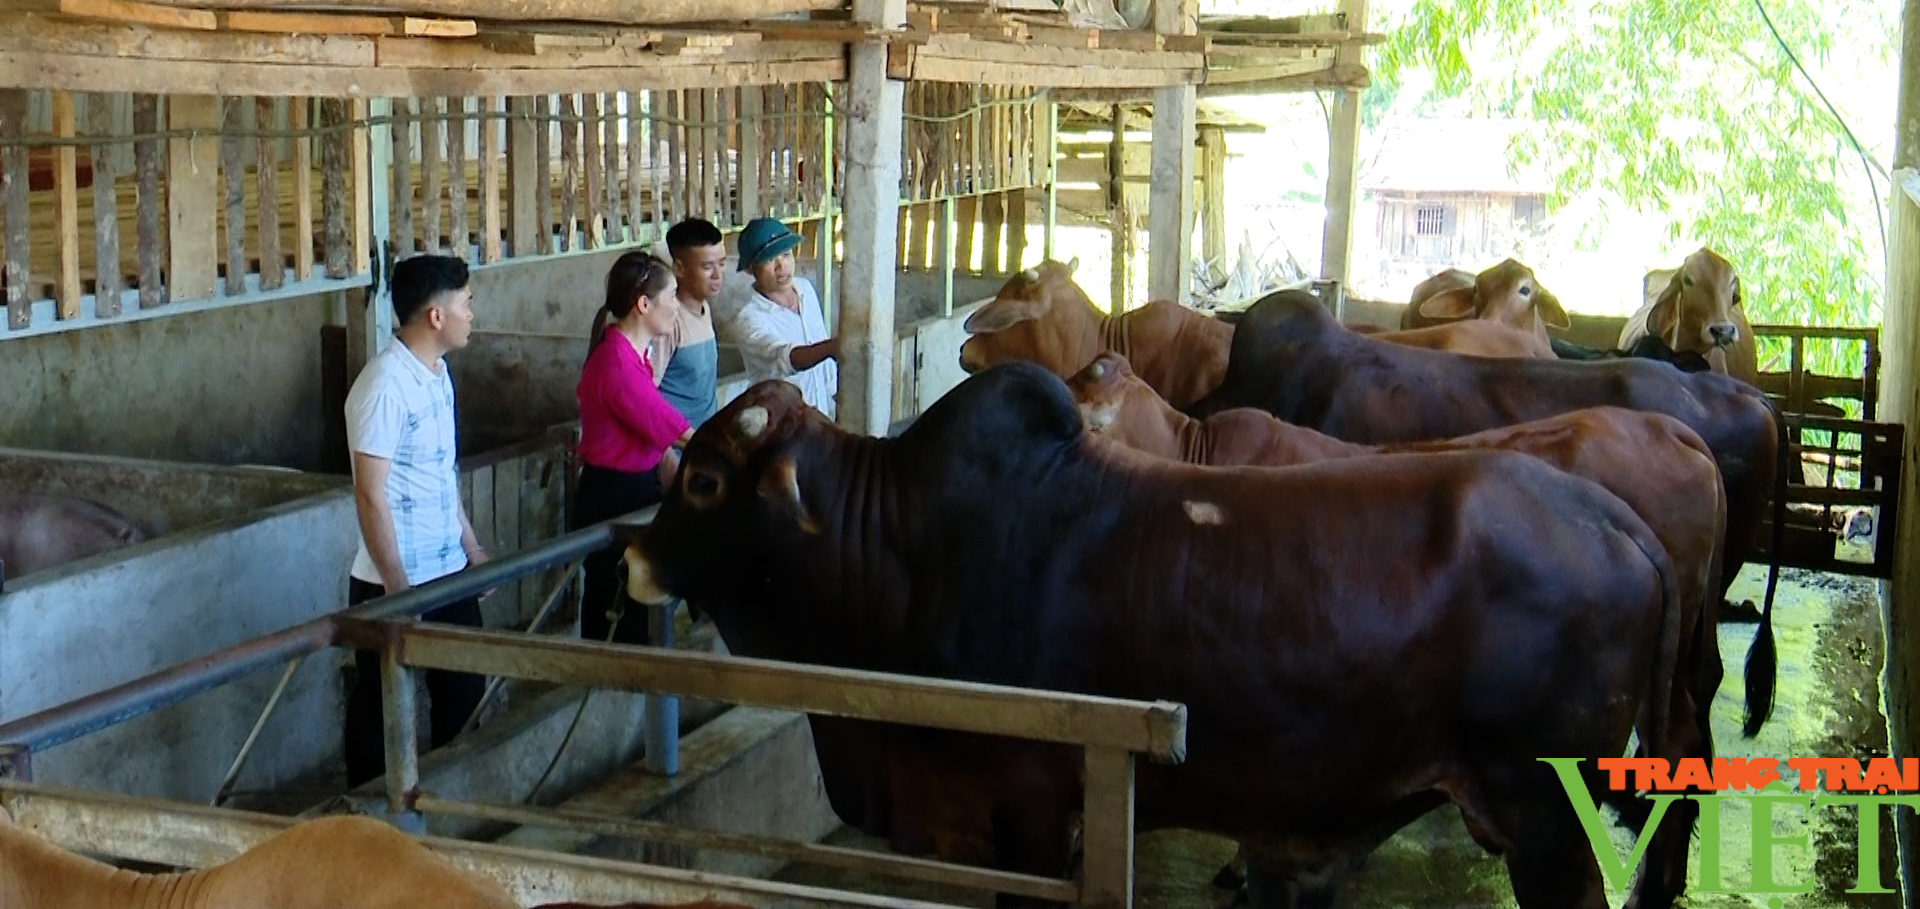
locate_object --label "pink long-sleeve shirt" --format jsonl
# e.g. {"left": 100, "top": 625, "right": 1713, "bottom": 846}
{"left": 577, "top": 331, "right": 691, "bottom": 473}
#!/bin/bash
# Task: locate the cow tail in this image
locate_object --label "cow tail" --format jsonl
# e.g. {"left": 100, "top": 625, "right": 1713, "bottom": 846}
{"left": 1742, "top": 396, "right": 1789, "bottom": 738}
{"left": 1625, "top": 521, "right": 1680, "bottom": 772}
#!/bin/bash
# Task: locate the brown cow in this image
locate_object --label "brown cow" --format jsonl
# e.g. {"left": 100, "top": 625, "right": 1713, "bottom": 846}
{"left": 956, "top": 258, "right": 1233, "bottom": 409}
{"left": 1071, "top": 351, "right": 1725, "bottom": 753}
{"left": 1368, "top": 319, "right": 1557, "bottom": 359}
{"left": 1399, "top": 259, "right": 1571, "bottom": 351}
{"left": 1620, "top": 247, "right": 1758, "bottom": 386}
{"left": 617, "top": 365, "right": 1698, "bottom": 909}
{"left": 0, "top": 808, "right": 519, "bottom": 909}
{"left": 0, "top": 493, "right": 146, "bottom": 580}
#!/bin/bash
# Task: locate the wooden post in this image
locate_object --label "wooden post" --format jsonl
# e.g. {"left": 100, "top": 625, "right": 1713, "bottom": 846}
{"left": 1107, "top": 104, "right": 1127, "bottom": 314}
{"left": 1198, "top": 126, "right": 1227, "bottom": 287}
{"left": 1880, "top": 0, "right": 1920, "bottom": 896}
{"left": 90, "top": 93, "right": 122, "bottom": 315}
{"left": 52, "top": 91, "right": 81, "bottom": 318}
{"left": 836, "top": 0, "right": 907, "bottom": 435}
{"left": 1080, "top": 746, "right": 1136, "bottom": 909}
{"left": 1146, "top": 0, "right": 1197, "bottom": 305}
{"left": 2, "top": 90, "right": 32, "bottom": 330}
{"left": 507, "top": 96, "right": 538, "bottom": 257}
{"left": 1319, "top": 0, "right": 1371, "bottom": 319}
{"left": 739, "top": 87, "right": 762, "bottom": 225}
{"left": 1040, "top": 101, "right": 1057, "bottom": 262}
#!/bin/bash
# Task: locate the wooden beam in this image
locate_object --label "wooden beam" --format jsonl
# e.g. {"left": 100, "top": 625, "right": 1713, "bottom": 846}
{"left": 256, "top": 96, "right": 284, "bottom": 290}
{"left": 1, "top": 90, "right": 29, "bottom": 329}
{"left": 1145, "top": 0, "right": 1197, "bottom": 304}
{"left": 133, "top": 92, "right": 164, "bottom": 306}
{"left": 83, "top": 0, "right": 845, "bottom": 26}
{"left": 388, "top": 623, "right": 1187, "bottom": 758}
{"left": 1198, "top": 125, "right": 1226, "bottom": 282}
{"left": 89, "top": 91, "right": 121, "bottom": 314}
{"left": 167, "top": 95, "right": 222, "bottom": 301}
{"left": 837, "top": 0, "right": 908, "bottom": 435}
{"left": 481, "top": 95, "right": 503, "bottom": 262}
{"left": 291, "top": 98, "right": 314, "bottom": 280}
{"left": 41, "top": 0, "right": 218, "bottom": 30}
{"left": 506, "top": 95, "right": 538, "bottom": 256}
{"left": 1080, "top": 747, "right": 1136, "bottom": 909}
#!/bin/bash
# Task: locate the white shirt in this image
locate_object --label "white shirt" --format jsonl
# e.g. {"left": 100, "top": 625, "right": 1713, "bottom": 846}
{"left": 729, "top": 276, "right": 838, "bottom": 420}
{"left": 345, "top": 339, "right": 468, "bottom": 587}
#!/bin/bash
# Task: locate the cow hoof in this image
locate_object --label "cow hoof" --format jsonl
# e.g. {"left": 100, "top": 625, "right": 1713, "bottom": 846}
{"left": 1719, "top": 599, "right": 1763, "bottom": 624}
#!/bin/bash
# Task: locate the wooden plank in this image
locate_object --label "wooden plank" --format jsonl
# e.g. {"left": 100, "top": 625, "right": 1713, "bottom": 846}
{"left": 665, "top": 89, "right": 682, "bottom": 223}
{"left": 1081, "top": 747, "right": 1136, "bottom": 909}
{"left": 88, "top": 92, "right": 121, "bottom": 314}
{"left": 423, "top": 96, "right": 444, "bottom": 251}
{"left": 603, "top": 92, "right": 622, "bottom": 240}
{"left": 220, "top": 96, "right": 247, "bottom": 296}
{"left": 582, "top": 92, "right": 603, "bottom": 248}
{"left": 0, "top": 17, "right": 376, "bottom": 68}
{"left": 534, "top": 93, "right": 552, "bottom": 255}
{"left": 320, "top": 98, "right": 351, "bottom": 278}
{"left": 1, "top": 90, "right": 29, "bottom": 329}
{"left": 400, "top": 16, "right": 478, "bottom": 37}
{"left": 397, "top": 623, "right": 1188, "bottom": 758}
{"left": 168, "top": 94, "right": 222, "bottom": 300}
{"left": 506, "top": 95, "right": 537, "bottom": 257}
{"left": 95, "top": 0, "right": 843, "bottom": 25}
{"left": 52, "top": 91, "right": 82, "bottom": 318}
{"left": 392, "top": 97, "right": 415, "bottom": 255}
{"left": 291, "top": 98, "right": 313, "bottom": 280}
{"left": 907, "top": 56, "right": 1199, "bottom": 88}
{"left": 256, "top": 96, "right": 284, "bottom": 290}
{"left": 481, "top": 95, "right": 502, "bottom": 262}
{"left": 980, "top": 190, "right": 1003, "bottom": 273}
{"left": 48, "top": 0, "right": 218, "bottom": 31}
{"left": 450, "top": 96, "right": 469, "bottom": 257}
{"left": 351, "top": 97, "right": 370, "bottom": 274}
{"left": 954, "top": 195, "right": 975, "bottom": 272}
{"left": 216, "top": 10, "right": 394, "bottom": 34}
{"left": 1004, "top": 188, "right": 1025, "bottom": 270}
{"left": 560, "top": 93, "right": 578, "bottom": 252}
{"left": 372, "top": 35, "right": 840, "bottom": 71}
{"left": 625, "top": 90, "right": 643, "bottom": 240}
{"left": 133, "top": 92, "right": 163, "bottom": 306}
{"left": 646, "top": 89, "right": 663, "bottom": 232}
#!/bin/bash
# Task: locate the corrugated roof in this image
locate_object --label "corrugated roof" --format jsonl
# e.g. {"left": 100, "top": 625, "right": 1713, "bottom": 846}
{"left": 1359, "top": 118, "right": 1553, "bottom": 195}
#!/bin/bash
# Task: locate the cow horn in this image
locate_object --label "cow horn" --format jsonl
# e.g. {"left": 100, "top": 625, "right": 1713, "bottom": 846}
{"left": 1023, "top": 267, "right": 1040, "bottom": 282}
{"left": 1066, "top": 256, "right": 1080, "bottom": 275}
{"left": 759, "top": 456, "right": 819, "bottom": 534}
{"left": 1086, "top": 359, "right": 1108, "bottom": 380}
{"left": 736, "top": 405, "right": 770, "bottom": 439}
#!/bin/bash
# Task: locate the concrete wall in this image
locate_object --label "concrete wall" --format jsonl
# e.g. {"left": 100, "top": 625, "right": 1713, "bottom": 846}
{"left": 0, "top": 294, "right": 338, "bottom": 471}
{"left": 0, "top": 486, "right": 358, "bottom": 803}
{"left": 0, "top": 447, "right": 345, "bottom": 540}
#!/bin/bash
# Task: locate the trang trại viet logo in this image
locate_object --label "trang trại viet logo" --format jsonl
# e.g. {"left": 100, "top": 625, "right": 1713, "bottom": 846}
{"left": 1541, "top": 756, "right": 1909, "bottom": 901}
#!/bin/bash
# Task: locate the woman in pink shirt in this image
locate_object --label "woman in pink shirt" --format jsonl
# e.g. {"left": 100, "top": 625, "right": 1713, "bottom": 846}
{"left": 571, "top": 250, "right": 692, "bottom": 646}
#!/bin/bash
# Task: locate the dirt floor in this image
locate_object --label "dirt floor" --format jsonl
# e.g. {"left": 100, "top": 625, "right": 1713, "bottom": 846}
{"left": 775, "top": 563, "right": 1901, "bottom": 908}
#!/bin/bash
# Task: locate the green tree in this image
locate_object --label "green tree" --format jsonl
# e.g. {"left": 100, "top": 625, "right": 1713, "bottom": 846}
{"left": 1373, "top": 0, "right": 1898, "bottom": 381}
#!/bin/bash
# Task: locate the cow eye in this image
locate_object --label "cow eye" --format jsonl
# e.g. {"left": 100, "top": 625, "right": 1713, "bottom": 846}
{"left": 1518, "top": 284, "right": 1532, "bottom": 297}
{"left": 683, "top": 469, "right": 724, "bottom": 503}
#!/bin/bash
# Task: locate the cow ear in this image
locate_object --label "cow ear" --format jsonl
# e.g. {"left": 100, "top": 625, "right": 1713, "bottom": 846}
{"left": 1416, "top": 286, "right": 1478, "bottom": 320}
{"left": 1535, "top": 288, "right": 1572, "bottom": 331}
{"left": 1650, "top": 272, "right": 1681, "bottom": 335}
{"left": 757, "top": 456, "right": 819, "bottom": 534}
{"left": 1066, "top": 256, "right": 1081, "bottom": 275}
{"left": 1730, "top": 275, "right": 1743, "bottom": 309}
{"left": 964, "top": 296, "right": 1048, "bottom": 335}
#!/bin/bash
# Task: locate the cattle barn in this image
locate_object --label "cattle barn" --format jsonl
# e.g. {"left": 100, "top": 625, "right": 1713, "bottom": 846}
{"left": 0, "top": 0, "right": 1915, "bottom": 908}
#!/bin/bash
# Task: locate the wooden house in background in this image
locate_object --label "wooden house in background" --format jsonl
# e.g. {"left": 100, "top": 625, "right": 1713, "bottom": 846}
{"left": 1359, "top": 118, "right": 1551, "bottom": 282}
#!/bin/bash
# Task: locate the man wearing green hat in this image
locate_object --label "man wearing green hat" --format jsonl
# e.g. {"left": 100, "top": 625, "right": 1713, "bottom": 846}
{"left": 728, "top": 216, "right": 840, "bottom": 418}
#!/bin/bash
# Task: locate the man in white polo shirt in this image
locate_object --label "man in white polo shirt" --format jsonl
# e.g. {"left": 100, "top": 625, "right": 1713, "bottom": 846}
{"left": 341, "top": 253, "right": 491, "bottom": 788}
{"left": 728, "top": 217, "right": 840, "bottom": 419}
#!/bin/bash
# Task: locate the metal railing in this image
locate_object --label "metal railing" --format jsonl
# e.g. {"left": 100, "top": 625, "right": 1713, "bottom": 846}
{"left": 0, "top": 508, "right": 1187, "bottom": 909}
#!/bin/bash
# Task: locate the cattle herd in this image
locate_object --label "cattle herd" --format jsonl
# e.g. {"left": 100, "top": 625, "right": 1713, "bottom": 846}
{"left": 614, "top": 249, "right": 1790, "bottom": 909}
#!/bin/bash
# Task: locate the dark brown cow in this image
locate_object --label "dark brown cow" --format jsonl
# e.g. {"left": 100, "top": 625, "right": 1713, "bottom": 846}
{"left": 1190, "top": 288, "right": 1789, "bottom": 740}
{"left": 617, "top": 364, "right": 1697, "bottom": 909}
{"left": 1071, "top": 351, "right": 1725, "bottom": 752}
{"left": 1621, "top": 247, "right": 1757, "bottom": 386}
{"left": 1400, "top": 259, "right": 1571, "bottom": 351}
{"left": 956, "top": 259, "right": 1233, "bottom": 409}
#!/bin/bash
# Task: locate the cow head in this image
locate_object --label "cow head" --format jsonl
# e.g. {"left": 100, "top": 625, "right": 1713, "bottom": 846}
{"left": 957, "top": 257, "right": 1096, "bottom": 377}
{"left": 619, "top": 380, "right": 829, "bottom": 610}
{"left": 1066, "top": 351, "right": 1135, "bottom": 433}
{"left": 1645, "top": 247, "right": 1743, "bottom": 354}
{"left": 1415, "top": 259, "right": 1570, "bottom": 341}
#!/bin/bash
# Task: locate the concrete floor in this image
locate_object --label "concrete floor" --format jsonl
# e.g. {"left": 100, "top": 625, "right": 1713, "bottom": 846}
{"left": 775, "top": 563, "right": 1901, "bottom": 909}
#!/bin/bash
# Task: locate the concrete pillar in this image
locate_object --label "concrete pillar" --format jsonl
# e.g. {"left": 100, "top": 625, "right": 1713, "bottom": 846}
{"left": 1318, "top": 0, "right": 1371, "bottom": 319}
{"left": 1878, "top": 0, "right": 1920, "bottom": 897}
{"left": 1146, "top": 0, "right": 1198, "bottom": 304}
{"left": 834, "top": 0, "right": 906, "bottom": 436}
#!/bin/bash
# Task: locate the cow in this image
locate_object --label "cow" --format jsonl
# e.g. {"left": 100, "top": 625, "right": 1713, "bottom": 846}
{"left": 0, "top": 493, "right": 146, "bottom": 580}
{"left": 1071, "top": 350, "right": 1725, "bottom": 752}
{"left": 614, "top": 364, "right": 1698, "bottom": 909}
{"left": 1188, "top": 288, "right": 1789, "bottom": 741}
{"left": 1620, "top": 247, "right": 1758, "bottom": 387}
{"left": 1398, "top": 259, "right": 1572, "bottom": 352}
{"left": 0, "top": 807, "right": 519, "bottom": 909}
{"left": 956, "top": 258, "right": 1233, "bottom": 409}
